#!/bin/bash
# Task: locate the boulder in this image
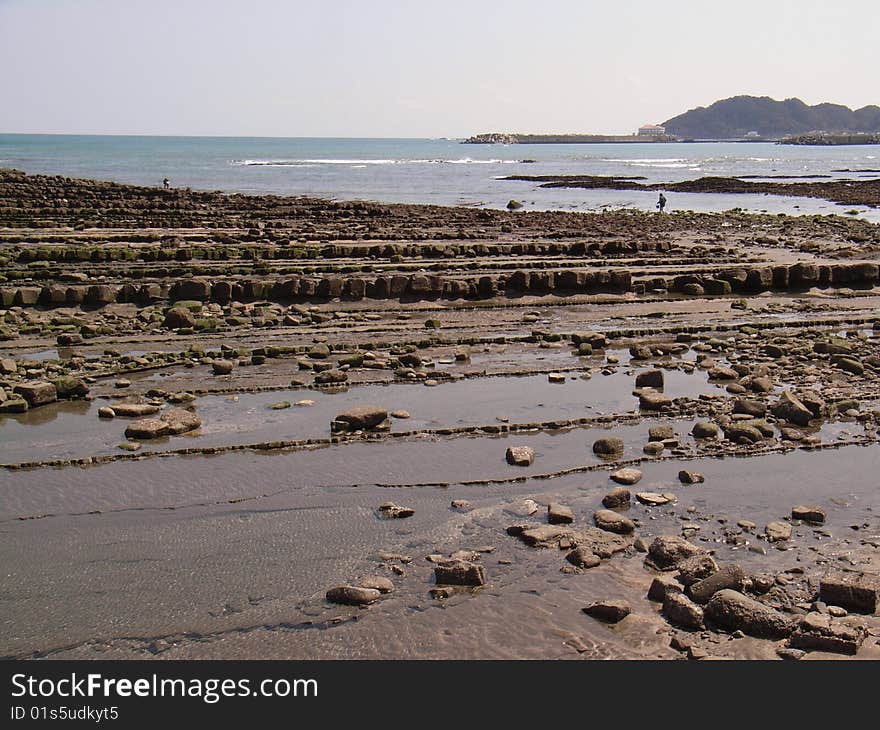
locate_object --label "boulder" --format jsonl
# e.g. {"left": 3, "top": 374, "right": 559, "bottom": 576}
{"left": 635, "top": 370, "right": 664, "bottom": 389}
{"left": 548, "top": 502, "right": 574, "bottom": 524}
{"left": 707, "top": 365, "right": 738, "bottom": 380}
{"left": 315, "top": 369, "right": 348, "bottom": 384}
{"left": 791, "top": 505, "right": 826, "bottom": 524}
{"left": 691, "top": 421, "right": 720, "bottom": 439}
{"left": 723, "top": 423, "right": 764, "bottom": 443}
{"left": 678, "top": 470, "right": 705, "bottom": 484}
{"left": 163, "top": 307, "right": 196, "bottom": 329}
{"left": 704, "top": 589, "right": 793, "bottom": 638}
{"left": 51, "top": 376, "right": 89, "bottom": 399}
{"left": 308, "top": 343, "right": 331, "bottom": 359}
{"left": 638, "top": 390, "right": 672, "bottom": 410}
{"left": 647, "top": 536, "right": 707, "bottom": 570}
{"left": 733, "top": 398, "right": 767, "bottom": 418}
{"left": 649, "top": 425, "right": 674, "bottom": 441}
{"left": 610, "top": 468, "right": 642, "bottom": 485}
{"left": 601, "top": 487, "right": 631, "bottom": 509}
{"left": 675, "top": 555, "right": 718, "bottom": 587}
{"left": 648, "top": 575, "right": 683, "bottom": 602}
{"left": 688, "top": 565, "right": 746, "bottom": 604}
{"left": 211, "top": 359, "right": 234, "bottom": 375}
{"left": 772, "top": 391, "right": 814, "bottom": 427}
{"left": 434, "top": 561, "right": 486, "bottom": 587}
{"left": 565, "top": 547, "right": 601, "bottom": 569}
{"left": 124, "top": 418, "right": 171, "bottom": 440}
{"left": 334, "top": 405, "right": 388, "bottom": 431}
{"left": 663, "top": 592, "right": 705, "bottom": 630}
{"left": 506, "top": 445, "right": 535, "bottom": 466}
{"left": 0, "top": 398, "right": 28, "bottom": 413}
{"left": 582, "top": 599, "right": 631, "bottom": 623}
{"left": 592, "top": 437, "right": 624, "bottom": 457}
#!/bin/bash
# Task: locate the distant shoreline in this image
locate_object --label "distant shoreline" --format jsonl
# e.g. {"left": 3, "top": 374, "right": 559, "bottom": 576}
{"left": 462, "top": 133, "right": 773, "bottom": 145}
{"left": 464, "top": 132, "right": 880, "bottom": 146}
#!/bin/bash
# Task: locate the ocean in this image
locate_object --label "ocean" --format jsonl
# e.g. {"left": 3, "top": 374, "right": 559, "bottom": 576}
{"left": 1, "top": 134, "right": 878, "bottom": 220}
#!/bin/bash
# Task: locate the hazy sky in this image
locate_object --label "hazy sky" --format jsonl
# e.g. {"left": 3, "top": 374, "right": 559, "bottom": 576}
{"left": 1, "top": 0, "right": 877, "bottom": 137}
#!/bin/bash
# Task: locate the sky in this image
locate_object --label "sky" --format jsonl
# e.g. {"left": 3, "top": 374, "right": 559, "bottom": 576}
{"left": 0, "top": 0, "right": 878, "bottom": 137}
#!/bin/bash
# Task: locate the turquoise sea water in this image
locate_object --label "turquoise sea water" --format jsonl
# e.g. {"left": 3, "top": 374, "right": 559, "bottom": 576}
{"left": 1, "top": 134, "right": 878, "bottom": 219}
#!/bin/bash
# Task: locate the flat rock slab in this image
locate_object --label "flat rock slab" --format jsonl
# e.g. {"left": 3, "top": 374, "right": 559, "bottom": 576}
{"left": 593, "top": 509, "right": 635, "bottom": 535}
{"left": 788, "top": 613, "right": 866, "bottom": 655}
{"left": 326, "top": 586, "right": 382, "bottom": 606}
{"left": 638, "top": 390, "right": 673, "bottom": 410}
{"left": 819, "top": 572, "right": 880, "bottom": 614}
{"left": 765, "top": 521, "right": 792, "bottom": 542}
{"left": 377, "top": 502, "right": 415, "bottom": 519}
{"left": 636, "top": 492, "right": 675, "bottom": 506}
{"left": 512, "top": 524, "right": 630, "bottom": 557}
{"left": 160, "top": 407, "right": 201, "bottom": 435}
{"left": 610, "top": 468, "right": 642, "bottom": 485}
{"left": 109, "top": 402, "right": 160, "bottom": 417}
{"left": 359, "top": 576, "right": 395, "bottom": 594}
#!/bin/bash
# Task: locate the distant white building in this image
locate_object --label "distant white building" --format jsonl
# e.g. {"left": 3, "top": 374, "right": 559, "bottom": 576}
{"left": 637, "top": 124, "right": 666, "bottom": 137}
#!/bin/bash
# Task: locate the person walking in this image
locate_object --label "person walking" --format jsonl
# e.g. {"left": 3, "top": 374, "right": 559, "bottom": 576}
{"left": 657, "top": 192, "right": 667, "bottom": 213}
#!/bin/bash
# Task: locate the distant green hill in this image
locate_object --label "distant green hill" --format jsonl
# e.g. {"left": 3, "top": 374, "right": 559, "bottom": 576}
{"left": 663, "top": 96, "right": 880, "bottom": 140}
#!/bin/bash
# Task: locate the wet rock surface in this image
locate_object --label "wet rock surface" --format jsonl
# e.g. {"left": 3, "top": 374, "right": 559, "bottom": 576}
{"left": 1, "top": 170, "right": 880, "bottom": 660}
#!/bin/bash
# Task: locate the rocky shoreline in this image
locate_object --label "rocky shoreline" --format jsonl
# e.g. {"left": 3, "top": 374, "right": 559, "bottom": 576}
{"left": 1, "top": 169, "right": 879, "bottom": 660}
{"left": 503, "top": 173, "right": 880, "bottom": 209}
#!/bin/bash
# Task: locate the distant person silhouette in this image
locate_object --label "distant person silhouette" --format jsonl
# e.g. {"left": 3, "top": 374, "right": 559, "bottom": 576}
{"left": 163, "top": 178, "right": 170, "bottom": 189}
{"left": 657, "top": 193, "right": 667, "bottom": 213}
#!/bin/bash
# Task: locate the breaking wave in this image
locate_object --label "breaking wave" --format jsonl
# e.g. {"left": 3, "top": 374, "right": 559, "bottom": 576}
{"left": 232, "top": 158, "right": 519, "bottom": 167}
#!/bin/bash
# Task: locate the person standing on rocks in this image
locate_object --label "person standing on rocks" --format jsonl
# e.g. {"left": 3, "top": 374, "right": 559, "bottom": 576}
{"left": 657, "top": 192, "right": 667, "bottom": 213}
{"left": 163, "top": 177, "right": 170, "bottom": 189}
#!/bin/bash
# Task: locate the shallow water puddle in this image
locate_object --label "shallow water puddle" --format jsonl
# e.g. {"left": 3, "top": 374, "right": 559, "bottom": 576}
{"left": 0, "top": 361, "right": 725, "bottom": 463}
